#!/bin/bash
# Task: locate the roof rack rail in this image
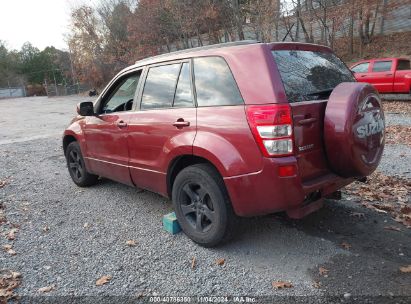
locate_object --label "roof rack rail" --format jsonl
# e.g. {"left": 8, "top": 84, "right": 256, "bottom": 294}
{"left": 135, "top": 40, "right": 259, "bottom": 64}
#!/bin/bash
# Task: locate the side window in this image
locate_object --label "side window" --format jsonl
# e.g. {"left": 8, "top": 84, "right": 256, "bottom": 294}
{"left": 194, "top": 57, "right": 243, "bottom": 107}
{"left": 173, "top": 62, "right": 193, "bottom": 108}
{"left": 141, "top": 63, "right": 180, "bottom": 109}
{"left": 351, "top": 62, "right": 369, "bottom": 73}
{"left": 372, "top": 61, "right": 392, "bottom": 72}
{"left": 101, "top": 72, "right": 140, "bottom": 114}
{"left": 397, "top": 60, "right": 411, "bottom": 70}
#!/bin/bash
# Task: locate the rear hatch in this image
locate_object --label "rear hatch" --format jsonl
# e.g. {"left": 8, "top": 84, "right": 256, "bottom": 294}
{"left": 271, "top": 46, "right": 355, "bottom": 182}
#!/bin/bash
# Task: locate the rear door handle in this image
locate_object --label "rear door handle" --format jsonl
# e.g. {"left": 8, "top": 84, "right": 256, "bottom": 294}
{"left": 173, "top": 120, "right": 190, "bottom": 128}
{"left": 116, "top": 120, "right": 128, "bottom": 128}
{"left": 298, "top": 118, "right": 317, "bottom": 125}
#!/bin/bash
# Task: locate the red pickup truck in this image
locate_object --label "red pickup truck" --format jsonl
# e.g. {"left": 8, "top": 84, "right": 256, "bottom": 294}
{"left": 350, "top": 58, "right": 411, "bottom": 94}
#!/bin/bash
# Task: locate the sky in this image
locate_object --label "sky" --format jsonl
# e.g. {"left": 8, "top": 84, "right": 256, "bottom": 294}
{"left": 0, "top": 0, "right": 89, "bottom": 51}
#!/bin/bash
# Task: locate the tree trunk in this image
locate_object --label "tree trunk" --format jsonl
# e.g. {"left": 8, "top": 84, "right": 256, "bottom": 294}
{"left": 349, "top": 6, "right": 354, "bottom": 54}
{"left": 380, "top": 0, "right": 388, "bottom": 34}
{"left": 232, "top": 0, "right": 245, "bottom": 40}
{"left": 275, "top": 0, "right": 280, "bottom": 41}
{"left": 296, "top": 0, "right": 311, "bottom": 43}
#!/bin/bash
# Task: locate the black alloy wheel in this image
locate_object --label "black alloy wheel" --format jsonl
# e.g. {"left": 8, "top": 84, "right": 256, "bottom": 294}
{"left": 180, "top": 182, "right": 216, "bottom": 233}
{"left": 65, "top": 141, "right": 98, "bottom": 187}
{"left": 172, "top": 163, "right": 236, "bottom": 247}
{"left": 68, "top": 149, "right": 84, "bottom": 182}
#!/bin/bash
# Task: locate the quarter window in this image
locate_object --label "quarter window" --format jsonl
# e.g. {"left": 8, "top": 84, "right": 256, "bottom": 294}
{"left": 372, "top": 61, "right": 392, "bottom": 72}
{"left": 141, "top": 63, "right": 180, "bottom": 109}
{"left": 193, "top": 57, "right": 243, "bottom": 107}
{"left": 397, "top": 60, "right": 410, "bottom": 70}
{"left": 351, "top": 62, "right": 369, "bottom": 73}
{"left": 173, "top": 63, "right": 193, "bottom": 107}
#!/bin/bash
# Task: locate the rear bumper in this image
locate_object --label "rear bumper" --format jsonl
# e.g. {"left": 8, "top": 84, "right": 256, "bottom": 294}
{"left": 224, "top": 157, "right": 353, "bottom": 217}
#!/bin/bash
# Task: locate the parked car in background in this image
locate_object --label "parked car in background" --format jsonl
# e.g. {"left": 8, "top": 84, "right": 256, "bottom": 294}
{"left": 350, "top": 58, "right": 411, "bottom": 94}
{"left": 63, "top": 41, "right": 385, "bottom": 247}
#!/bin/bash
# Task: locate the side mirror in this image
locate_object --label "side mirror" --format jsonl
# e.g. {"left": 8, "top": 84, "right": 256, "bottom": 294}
{"left": 77, "top": 101, "right": 94, "bottom": 116}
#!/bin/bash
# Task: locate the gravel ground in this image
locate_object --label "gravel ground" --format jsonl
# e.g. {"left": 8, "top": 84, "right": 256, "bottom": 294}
{"left": 384, "top": 114, "right": 411, "bottom": 127}
{"left": 0, "top": 96, "right": 410, "bottom": 303}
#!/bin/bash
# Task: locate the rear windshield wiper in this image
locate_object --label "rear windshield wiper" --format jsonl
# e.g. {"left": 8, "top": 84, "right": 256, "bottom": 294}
{"left": 306, "top": 88, "right": 334, "bottom": 96}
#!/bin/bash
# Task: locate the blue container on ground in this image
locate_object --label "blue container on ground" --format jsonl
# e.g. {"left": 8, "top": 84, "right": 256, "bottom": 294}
{"left": 163, "top": 212, "right": 181, "bottom": 234}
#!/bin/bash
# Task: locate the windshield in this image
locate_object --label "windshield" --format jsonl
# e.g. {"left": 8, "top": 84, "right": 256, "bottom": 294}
{"left": 272, "top": 50, "right": 355, "bottom": 103}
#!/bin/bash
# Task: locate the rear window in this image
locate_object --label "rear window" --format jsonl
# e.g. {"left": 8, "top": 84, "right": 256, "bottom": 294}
{"left": 398, "top": 60, "right": 410, "bottom": 70}
{"left": 272, "top": 50, "right": 355, "bottom": 103}
{"left": 372, "top": 61, "right": 392, "bottom": 72}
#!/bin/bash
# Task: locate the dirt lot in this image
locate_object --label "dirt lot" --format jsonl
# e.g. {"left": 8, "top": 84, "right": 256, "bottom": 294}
{"left": 0, "top": 96, "right": 410, "bottom": 303}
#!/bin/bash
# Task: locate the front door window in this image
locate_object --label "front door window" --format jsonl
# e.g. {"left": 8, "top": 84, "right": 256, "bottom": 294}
{"left": 101, "top": 73, "right": 140, "bottom": 114}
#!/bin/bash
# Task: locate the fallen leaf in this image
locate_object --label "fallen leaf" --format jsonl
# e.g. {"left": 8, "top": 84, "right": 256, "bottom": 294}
{"left": 272, "top": 281, "right": 293, "bottom": 289}
{"left": 0, "top": 212, "right": 6, "bottom": 224}
{"left": 372, "top": 207, "right": 388, "bottom": 214}
{"left": 126, "top": 240, "right": 137, "bottom": 247}
{"left": 136, "top": 292, "right": 144, "bottom": 299}
{"left": 3, "top": 244, "right": 12, "bottom": 251}
{"left": 38, "top": 285, "right": 55, "bottom": 293}
{"left": 96, "top": 275, "right": 111, "bottom": 286}
{"left": 2, "top": 244, "right": 16, "bottom": 255}
{"left": 401, "top": 206, "right": 411, "bottom": 214}
{"left": 313, "top": 281, "right": 321, "bottom": 288}
{"left": 0, "top": 269, "right": 22, "bottom": 301}
{"left": 319, "top": 267, "right": 329, "bottom": 276}
{"left": 43, "top": 225, "right": 50, "bottom": 232}
{"left": 372, "top": 203, "right": 395, "bottom": 212}
{"left": 7, "top": 228, "right": 18, "bottom": 240}
{"left": 6, "top": 249, "right": 16, "bottom": 256}
{"left": 384, "top": 226, "right": 401, "bottom": 232}
{"left": 341, "top": 241, "right": 352, "bottom": 250}
{"left": 11, "top": 272, "right": 21, "bottom": 279}
{"left": 399, "top": 265, "right": 411, "bottom": 273}
{"left": 350, "top": 212, "right": 365, "bottom": 218}
{"left": 216, "top": 258, "right": 225, "bottom": 266}
{"left": 0, "top": 179, "right": 8, "bottom": 188}
{"left": 191, "top": 257, "right": 196, "bottom": 269}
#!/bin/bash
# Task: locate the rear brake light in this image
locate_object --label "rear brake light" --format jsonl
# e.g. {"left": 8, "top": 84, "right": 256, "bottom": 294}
{"left": 246, "top": 104, "right": 294, "bottom": 157}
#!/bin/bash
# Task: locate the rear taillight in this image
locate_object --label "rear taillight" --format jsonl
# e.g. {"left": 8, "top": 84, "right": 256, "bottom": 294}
{"left": 246, "top": 104, "right": 294, "bottom": 157}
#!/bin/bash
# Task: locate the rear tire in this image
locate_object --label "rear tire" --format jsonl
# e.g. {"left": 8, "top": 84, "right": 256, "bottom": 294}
{"left": 65, "top": 141, "right": 98, "bottom": 187}
{"left": 172, "top": 164, "right": 236, "bottom": 247}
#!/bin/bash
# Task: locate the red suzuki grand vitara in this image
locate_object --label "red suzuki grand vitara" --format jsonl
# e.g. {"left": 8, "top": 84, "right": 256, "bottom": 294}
{"left": 63, "top": 41, "right": 385, "bottom": 247}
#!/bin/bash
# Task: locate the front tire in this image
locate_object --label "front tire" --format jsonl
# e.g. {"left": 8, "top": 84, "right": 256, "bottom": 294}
{"left": 65, "top": 141, "right": 98, "bottom": 187}
{"left": 172, "top": 164, "right": 236, "bottom": 247}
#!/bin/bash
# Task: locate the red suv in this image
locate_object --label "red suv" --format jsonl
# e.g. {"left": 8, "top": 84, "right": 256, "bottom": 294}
{"left": 63, "top": 41, "right": 385, "bottom": 247}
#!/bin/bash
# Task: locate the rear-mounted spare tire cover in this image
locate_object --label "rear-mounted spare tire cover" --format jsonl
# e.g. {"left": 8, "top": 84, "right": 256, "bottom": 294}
{"left": 324, "top": 82, "right": 385, "bottom": 178}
